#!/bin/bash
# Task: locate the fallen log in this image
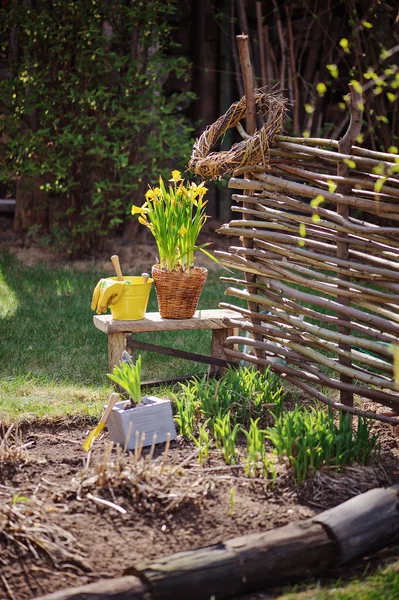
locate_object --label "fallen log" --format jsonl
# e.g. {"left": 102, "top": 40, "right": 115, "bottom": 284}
{"left": 126, "top": 521, "right": 331, "bottom": 599}
{"left": 314, "top": 487, "right": 399, "bottom": 564}
{"left": 34, "top": 487, "right": 399, "bottom": 600}
{"left": 32, "top": 576, "right": 148, "bottom": 600}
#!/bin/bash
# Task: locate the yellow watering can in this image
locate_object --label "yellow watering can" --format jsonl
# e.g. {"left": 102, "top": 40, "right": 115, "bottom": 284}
{"left": 91, "top": 255, "right": 152, "bottom": 320}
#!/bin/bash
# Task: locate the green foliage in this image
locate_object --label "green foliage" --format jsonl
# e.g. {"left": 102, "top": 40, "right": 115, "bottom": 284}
{"left": 174, "top": 367, "right": 380, "bottom": 485}
{"left": 177, "top": 365, "right": 284, "bottom": 430}
{"left": 173, "top": 366, "right": 284, "bottom": 473}
{"left": 261, "top": 1, "right": 399, "bottom": 147}
{"left": 212, "top": 412, "right": 240, "bottom": 465}
{"left": 244, "top": 418, "right": 276, "bottom": 480}
{"left": 192, "top": 420, "right": 210, "bottom": 465}
{"left": 107, "top": 352, "right": 142, "bottom": 405}
{"left": 0, "top": 1, "right": 194, "bottom": 251}
{"left": 282, "top": 560, "right": 399, "bottom": 599}
{"left": 267, "top": 406, "right": 381, "bottom": 483}
{"left": 174, "top": 393, "right": 196, "bottom": 439}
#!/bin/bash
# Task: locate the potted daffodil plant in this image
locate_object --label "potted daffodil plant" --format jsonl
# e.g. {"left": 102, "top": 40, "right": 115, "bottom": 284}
{"left": 106, "top": 352, "right": 176, "bottom": 449}
{"left": 131, "top": 170, "right": 216, "bottom": 319}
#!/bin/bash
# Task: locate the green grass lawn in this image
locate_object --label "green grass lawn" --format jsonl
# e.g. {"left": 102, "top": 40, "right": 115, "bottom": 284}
{"left": 278, "top": 559, "right": 399, "bottom": 600}
{"left": 0, "top": 250, "right": 235, "bottom": 423}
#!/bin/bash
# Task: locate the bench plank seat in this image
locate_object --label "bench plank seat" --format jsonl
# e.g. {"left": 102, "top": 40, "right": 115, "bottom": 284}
{"left": 93, "top": 309, "right": 240, "bottom": 374}
{"left": 93, "top": 309, "right": 240, "bottom": 334}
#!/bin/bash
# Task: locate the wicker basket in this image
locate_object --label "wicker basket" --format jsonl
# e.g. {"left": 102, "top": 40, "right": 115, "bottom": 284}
{"left": 151, "top": 265, "right": 208, "bottom": 319}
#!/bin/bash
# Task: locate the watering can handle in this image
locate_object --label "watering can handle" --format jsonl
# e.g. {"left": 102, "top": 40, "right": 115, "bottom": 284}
{"left": 111, "top": 255, "right": 124, "bottom": 282}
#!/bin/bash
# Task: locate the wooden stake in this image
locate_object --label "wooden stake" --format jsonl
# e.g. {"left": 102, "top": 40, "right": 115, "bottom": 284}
{"left": 236, "top": 35, "right": 256, "bottom": 134}
{"left": 336, "top": 84, "right": 363, "bottom": 408}
{"left": 236, "top": 33, "right": 265, "bottom": 364}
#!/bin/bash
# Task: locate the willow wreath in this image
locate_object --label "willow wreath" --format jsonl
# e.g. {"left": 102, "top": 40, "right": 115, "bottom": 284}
{"left": 188, "top": 87, "right": 288, "bottom": 180}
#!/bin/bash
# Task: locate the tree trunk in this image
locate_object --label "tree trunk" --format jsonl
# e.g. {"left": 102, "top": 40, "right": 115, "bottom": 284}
{"left": 14, "top": 176, "right": 50, "bottom": 232}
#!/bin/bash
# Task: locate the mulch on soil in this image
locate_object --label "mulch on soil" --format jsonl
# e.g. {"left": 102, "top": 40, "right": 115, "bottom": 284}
{"left": 1, "top": 420, "right": 399, "bottom": 600}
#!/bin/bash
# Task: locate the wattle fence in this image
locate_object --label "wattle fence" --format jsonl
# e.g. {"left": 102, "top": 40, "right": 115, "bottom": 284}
{"left": 190, "top": 87, "right": 399, "bottom": 425}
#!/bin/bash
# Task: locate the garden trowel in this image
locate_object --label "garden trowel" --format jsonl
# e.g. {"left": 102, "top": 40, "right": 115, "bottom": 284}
{"left": 82, "top": 392, "right": 119, "bottom": 451}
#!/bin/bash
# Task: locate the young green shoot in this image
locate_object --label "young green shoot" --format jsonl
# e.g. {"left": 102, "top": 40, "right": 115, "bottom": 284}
{"left": 107, "top": 352, "right": 142, "bottom": 406}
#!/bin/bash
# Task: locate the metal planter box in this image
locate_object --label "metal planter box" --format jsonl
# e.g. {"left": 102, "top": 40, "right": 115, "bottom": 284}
{"left": 106, "top": 395, "right": 176, "bottom": 449}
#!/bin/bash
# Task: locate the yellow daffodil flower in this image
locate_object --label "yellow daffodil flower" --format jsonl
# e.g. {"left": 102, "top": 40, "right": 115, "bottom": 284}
{"left": 133, "top": 169, "right": 217, "bottom": 272}
{"left": 145, "top": 189, "right": 157, "bottom": 201}
{"left": 169, "top": 170, "right": 183, "bottom": 184}
{"left": 131, "top": 204, "right": 149, "bottom": 215}
{"left": 198, "top": 184, "right": 208, "bottom": 197}
{"left": 192, "top": 181, "right": 207, "bottom": 191}
{"left": 193, "top": 182, "right": 207, "bottom": 197}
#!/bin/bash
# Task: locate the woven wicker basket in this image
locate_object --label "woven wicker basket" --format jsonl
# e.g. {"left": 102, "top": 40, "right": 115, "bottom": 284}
{"left": 151, "top": 265, "right": 208, "bottom": 319}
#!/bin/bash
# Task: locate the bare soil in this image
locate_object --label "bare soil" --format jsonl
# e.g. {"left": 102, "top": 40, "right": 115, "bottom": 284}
{"left": 1, "top": 419, "right": 399, "bottom": 600}
{"left": 0, "top": 215, "right": 234, "bottom": 273}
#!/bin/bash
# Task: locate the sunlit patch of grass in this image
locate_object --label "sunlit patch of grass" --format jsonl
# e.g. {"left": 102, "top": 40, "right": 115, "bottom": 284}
{"left": 0, "top": 374, "right": 108, "bottom": 424}
{"left": 280, "top": 559, "right": 399, "bottom": 600}
{"left": 55, "top": 277, "right": 77, "bottom": 296}
{"left": 0, "top": 266, "right": 19, "bottom": 318}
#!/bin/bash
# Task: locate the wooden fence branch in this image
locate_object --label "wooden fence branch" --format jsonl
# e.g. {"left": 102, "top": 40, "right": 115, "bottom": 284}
{"left": 336, "top": 84, "right": 364, "bottom": 407}
{"left": 236, "top": 33, "right": 265, "bottom": 362}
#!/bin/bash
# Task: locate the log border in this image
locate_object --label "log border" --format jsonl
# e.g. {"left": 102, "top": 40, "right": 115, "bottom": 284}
{"left": 34, "top": 486, "right": 399, "bottom": 600}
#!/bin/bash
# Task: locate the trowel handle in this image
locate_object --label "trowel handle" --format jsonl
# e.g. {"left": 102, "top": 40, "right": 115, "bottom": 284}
{"left": 111, "top": 255, "right": 124, "bottom": 282}
{"left": 101, "top": 392, "right": 119, "bottom": 424}
{"left": 141, "top": 272, "right": 150, "bottom": 283}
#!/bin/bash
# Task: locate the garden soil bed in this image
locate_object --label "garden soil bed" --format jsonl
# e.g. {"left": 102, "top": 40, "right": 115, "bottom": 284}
{"left": 1, "top": 419, "right": 399, "bottom": 600}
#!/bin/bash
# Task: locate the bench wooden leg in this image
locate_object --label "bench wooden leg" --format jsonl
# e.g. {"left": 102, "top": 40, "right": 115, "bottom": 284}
{"left": 210, "top": 328, "right": 238, "bottom": 375}
{"left": 108, "top": 332, "right": 127, "bottom": 372}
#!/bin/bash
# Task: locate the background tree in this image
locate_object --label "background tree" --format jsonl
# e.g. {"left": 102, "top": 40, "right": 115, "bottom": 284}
{"left": 0, "top": 0, "right": 194, "bottom": 253}
{"left": 230, "top": 0, "right": 399, "bottom": 148}
{"left": 0, "top": 0, "right": 398, "bottom": 250}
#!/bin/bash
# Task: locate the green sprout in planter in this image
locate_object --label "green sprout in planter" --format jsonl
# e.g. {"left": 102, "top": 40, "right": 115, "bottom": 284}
{"left": 107, "top": 351, "right": 142, "bottom": 408}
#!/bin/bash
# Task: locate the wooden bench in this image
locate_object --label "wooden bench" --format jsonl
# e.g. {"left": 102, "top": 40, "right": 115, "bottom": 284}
{"left": 93, "top": 309, "right": 240, "bottom": 376}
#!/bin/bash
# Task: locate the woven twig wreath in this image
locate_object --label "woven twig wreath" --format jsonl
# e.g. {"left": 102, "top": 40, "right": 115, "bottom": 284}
{"left": 188, "top": 87, "right": 288, "bottom": 180}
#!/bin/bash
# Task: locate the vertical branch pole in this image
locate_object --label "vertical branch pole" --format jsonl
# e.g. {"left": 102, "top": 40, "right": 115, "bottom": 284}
{"left": 336, "top": 84, "right": 363, "bottom": 408}
{"left": 236, "top": 35, "right": 257, "bottom": 134}
{"left": 236, "top": 34, "right": 265, "bottom": 363}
